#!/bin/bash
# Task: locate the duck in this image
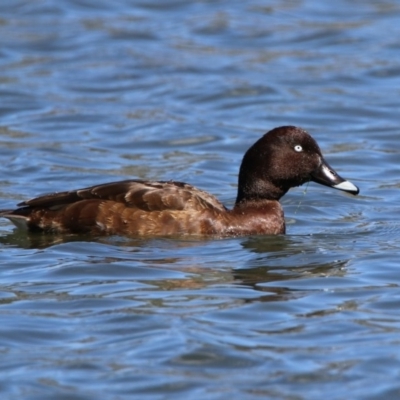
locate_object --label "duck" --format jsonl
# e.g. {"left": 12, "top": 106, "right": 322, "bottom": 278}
{"left": 0, "top": 126, "right": 359, "bottom": 237}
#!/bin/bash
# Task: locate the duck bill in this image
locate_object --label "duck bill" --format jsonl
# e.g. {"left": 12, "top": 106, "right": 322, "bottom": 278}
{"left": 310, "top": 158, "right": 359, "bottom": 195}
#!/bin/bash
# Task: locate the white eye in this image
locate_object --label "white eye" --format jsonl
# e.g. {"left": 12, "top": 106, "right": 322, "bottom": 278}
{"left": 294, "top": 145, "right": 303, "bottom": 152}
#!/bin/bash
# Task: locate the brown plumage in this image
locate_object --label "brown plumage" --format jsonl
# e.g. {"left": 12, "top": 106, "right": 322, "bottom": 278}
{"left": 0, "top": 126, "right": 359, "bottom": 237}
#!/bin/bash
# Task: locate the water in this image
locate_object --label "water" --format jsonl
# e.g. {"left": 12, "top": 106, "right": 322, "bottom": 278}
{"left": 0, "top": 0, "right": 400, "bottom": 398}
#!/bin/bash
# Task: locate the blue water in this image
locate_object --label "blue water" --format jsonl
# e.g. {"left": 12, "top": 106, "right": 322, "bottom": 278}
{"left": 1, "top": 1, "right": 400, "bottom": 399}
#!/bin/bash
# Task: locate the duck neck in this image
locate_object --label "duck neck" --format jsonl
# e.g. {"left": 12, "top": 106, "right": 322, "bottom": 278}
{"left": 234, "top": 137, "right": 290, "bottom": 206}
{"left": 235, "top": 178, "right": 287, "bottom": 207}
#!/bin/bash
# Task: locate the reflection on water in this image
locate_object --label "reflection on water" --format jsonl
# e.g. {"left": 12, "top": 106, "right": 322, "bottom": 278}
{"left": 0, "top": 226, "right": 353, "bottom": 305}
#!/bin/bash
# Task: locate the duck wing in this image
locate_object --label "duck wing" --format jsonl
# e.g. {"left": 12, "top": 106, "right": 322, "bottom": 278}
{"left": 17, "top": 179, "right": 227, "bottom": 213}
{"left": 0, "top": 180, "right": 229, "bottom": 235}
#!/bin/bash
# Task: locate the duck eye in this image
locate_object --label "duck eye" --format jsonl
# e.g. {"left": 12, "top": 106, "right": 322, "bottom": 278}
{"left": 294, "top": 145, "right": 303, "bottom": 152}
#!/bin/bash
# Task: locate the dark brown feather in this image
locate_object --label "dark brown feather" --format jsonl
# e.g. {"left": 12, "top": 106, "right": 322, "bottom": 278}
{"left": 19, "top": 180, "right": 226, "bottom": 212}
